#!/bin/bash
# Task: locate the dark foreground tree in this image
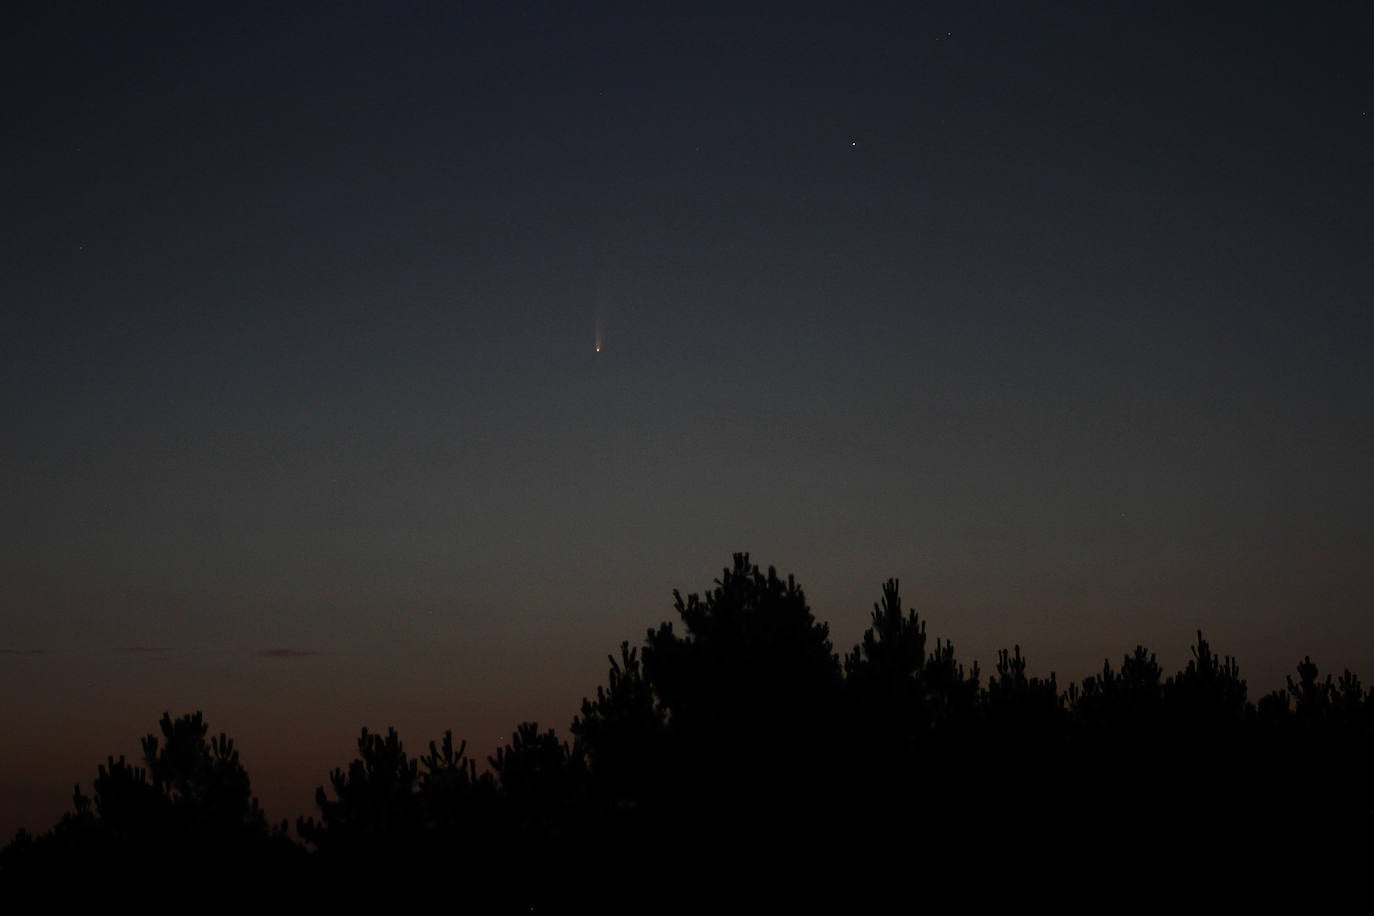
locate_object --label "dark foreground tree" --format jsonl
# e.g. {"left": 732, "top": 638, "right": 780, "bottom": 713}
{"left": 571, "top": 640, "right": 668, "bottom": 815}
{"left": 297, "top": 725, "right": 423, "bottom": 859}
{"left": 296, "top": 719, "right": 587, "bottom": 910}
{"left": 7, "top": 557, "right": 1374, "bottom": 903}
{"left": 636, "top": 554, "right": 845, "bottom": 903}
{"left": 644, "top": 552, "right": 843, "bottom": 746}
{"left": 1, "top": 711, "right": 295, "bottom": 886}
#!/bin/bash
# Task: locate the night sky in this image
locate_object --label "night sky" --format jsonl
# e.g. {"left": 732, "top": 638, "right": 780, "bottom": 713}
{"left": 3, "top": 2, "right": 1372, "bottom": 838}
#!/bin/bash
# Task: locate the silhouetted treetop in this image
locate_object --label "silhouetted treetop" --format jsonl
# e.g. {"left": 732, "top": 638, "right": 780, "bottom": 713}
{"left": 141, "top": 711, "right": 265, "bottom": 837}
{"left": 571, "top": 641, "right": 667, "bottom": 809}
{"left": 298, "top": 726, "right": 423, "bottom": 856}
{"left": 643, "top": 553, "right": 842, "bottom": 743}
{"left": 843, "top": 577, "right": 980, "bottom": 755}
{"left": 845, "top": 577, "right": 927, "bottom": 687}
{"left": 984, "top": 644, "right": 1063, "bottom": 733}
{"left": 1163, "top": 631, "right": 1249, "bottom": 733}
{"left": 488, "top": 721, "right": 585, "bottom": 812}
{"left": 0, "top": 711, "right": 290, "bottom": 885}
{"left": 1068, "top": 645, "right": 1165, "bottom": 735}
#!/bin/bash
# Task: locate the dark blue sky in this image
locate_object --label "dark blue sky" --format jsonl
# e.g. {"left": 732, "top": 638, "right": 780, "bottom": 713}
{"left": 3, "top": 2, "right": 1372, "bottom": 836}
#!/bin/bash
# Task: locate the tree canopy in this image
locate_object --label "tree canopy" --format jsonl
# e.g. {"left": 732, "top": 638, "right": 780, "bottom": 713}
{"left": 5, "top": 555, "right": 1371, "bottom": 901}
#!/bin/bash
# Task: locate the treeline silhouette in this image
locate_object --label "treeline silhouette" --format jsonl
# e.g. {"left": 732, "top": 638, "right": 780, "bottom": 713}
{"left": 4, "top": 554, "right": 1371, "bottom": 903}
